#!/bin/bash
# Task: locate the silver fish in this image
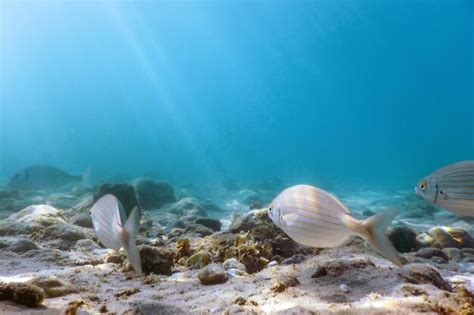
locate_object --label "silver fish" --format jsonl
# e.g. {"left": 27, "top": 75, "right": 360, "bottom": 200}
{"left": 268, "top": 184, "right": 401, "bottom": 266}
{"left": 8, "top": 165, "right": 90, "bottom": 190}
{"left": 90, "top": 194, "right": 143, "bottom": 274}
{"left": 415, "top": 160, "right": 474, "bottom": 217}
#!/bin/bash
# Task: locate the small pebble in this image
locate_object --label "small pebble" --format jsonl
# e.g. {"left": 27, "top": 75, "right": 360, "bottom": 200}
{"left": 267, "top": 261, "right": 278, "bottom": 267}
{"left": 339, "top": 284, "right": 350, "bottom": 293}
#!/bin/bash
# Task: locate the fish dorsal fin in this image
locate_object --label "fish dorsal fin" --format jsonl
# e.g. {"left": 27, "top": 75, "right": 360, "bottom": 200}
{"left": 90, "top": 194, "right": 124, "bottom": 252}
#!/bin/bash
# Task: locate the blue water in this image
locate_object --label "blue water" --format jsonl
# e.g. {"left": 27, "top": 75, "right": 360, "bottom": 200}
{"left": 1, "top": 0, "right": 473, "bottom": 191}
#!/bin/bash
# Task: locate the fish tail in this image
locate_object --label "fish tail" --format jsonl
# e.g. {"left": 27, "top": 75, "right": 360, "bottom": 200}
{"left": 122, "top": 206, "right": 143, "bottom": 274}
{"left": 341, "top": 208, "right": 402, "bottom": 266}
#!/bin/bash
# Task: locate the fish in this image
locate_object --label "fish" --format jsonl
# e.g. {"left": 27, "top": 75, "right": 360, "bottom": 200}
{"left": 268, "top": 184, "right": 401, "bottom": 266}
{"left": 8, "top": 165, "right": 90, "bottom": 190}
{"left": 90, "top": 194, "right": 143, "bottom": 274}
{"left": 415, "top": 160, "right": 474, "bottom": 217}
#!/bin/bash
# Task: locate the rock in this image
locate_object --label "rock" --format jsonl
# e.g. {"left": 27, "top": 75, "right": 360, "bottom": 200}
{"left": 186, "top": 251, "right": 212, "bottom": 269}
{"left": 339, "top": 284, "right": 350, "bottom": 293}
{"left": 0, "top": 237, "right": 38, "bottom": 253}
{"left": 311, "top": 266, "right": 328, "bottom": 278}
{"left": 223, "top": 258, "right": 246, "bottom": 272}
{"left": 442, "top": 247, "right": 462, "bottom": 260}
{"left": 106, "top": 253, "right": 124, "bottom": 264}
{"left": 166, "top": 198, "right": 209, "bottom": 217}
{"left": 415, "top": 247, "right": 449, "bottom": 262}
{"left": 270, "top": 275, "right": 300, "bottom": 293}
{"left": 183, "top": 223, "right": 215, "bottom": 238}
{"left": 70, "top": 213, "right": 93, "bottom": 228}
{"left": 267, "top": 261, "right": 278, "bottom": 267}
{"left": 398, "top": 263, "right": 452, "bottom": 291}
{"left": 281, "top": 254, "right": 305, "bottom": 265}
{"left": 314, "top": 258, "right": 375, "bottom": 277}
{"left": 194, "top": 217, "right": 222, "bottom": 232}
{"left": 175, "top": 238, "right": 193, "bottom": 260}
{"left": 198, "top": 265, "right": 228, "bottom": 285}
{"left": 268, "top": 236, "right": 299, "bottom": 258}
{"left": 0, "top": 205, "right": 66, "bottom": 235}
{"left": 431, "top": 256, "right": 446, "bottom": 264}
{"left": 165, "top": 219, "right": 186, "bottom": 231}
{"left": 134, "top": 179, "right": 177, "bottom": 210}
{"left": 94, "top": 183, "right": 139, "bottom": 217}
{"left": 0, "top": 281, "right": 45, "bottom": 307}
{"left": 138, "top": 245, "right": 174, "bottom": 275}
{"left": 421, "top": 227, "right": 474, "bottom": 249}
{"left": 462, "top": 248, "right": 474, "bottom": 256}
{"left": 27, "top": 275, "right": 78, "bottom": 298}
{"left": 388, "top": 225, "right": 418, "bottom": 253}
{"left": 31, "top": 224, "right": 94, "bottom": 250}
{"left": 234, "top": 296, "right": 247, "bottom": 305}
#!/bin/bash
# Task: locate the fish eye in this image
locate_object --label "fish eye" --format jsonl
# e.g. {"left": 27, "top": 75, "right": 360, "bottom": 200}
{"left": 419, "top": 181, "right": 427, "bottom": 190}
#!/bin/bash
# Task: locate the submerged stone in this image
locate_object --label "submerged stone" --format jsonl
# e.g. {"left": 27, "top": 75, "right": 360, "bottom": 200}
{"left": 0, "top": 205, "right": 66, "bottom": 236}
{"left": 415, "top": 247, "right": 449, "bottom": 262}
{"left": 138, "top": 245, "right": 174, "bottom": 275}
{"left": 198, "top": 264, "right": 228, "bottom": 285}
{"left": 27, "top": 275, "right": 78, "bottom": 298}
{"left": 398, "top": 263, "right": 452, "bottom": 291}
{"left": 135, "top": 178, "right": 177, "bottom": 210}
{"left": 388, "top": 225, "right": 418, "bottom": 253}
{"left": 94, "top": 183, "right": 139, "bottom": 217}
{"left": 0, "top": 281, "right": 45, "bottom": 308}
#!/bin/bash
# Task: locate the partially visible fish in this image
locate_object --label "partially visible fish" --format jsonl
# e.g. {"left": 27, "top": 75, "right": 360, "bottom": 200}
{"left": 268, "top": 184, "right": 401, "bottom": 266}
{"left": 90, "top": 194, "right": 143, "bottom": 274}
{"left": 415, "top": 160, "right": 474, "bottom": 217}
{"left": 8, "top": 165, "right": 90, "bottom": 190}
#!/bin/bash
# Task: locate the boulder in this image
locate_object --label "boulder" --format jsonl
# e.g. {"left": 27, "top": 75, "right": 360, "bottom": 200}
{"left": 134, "top": 179, "right": 177, "bottom": 210}
{"left": 0, "top": 205, "right": 66, "bottom": 236}
{"left": 0, "top": 237, "right": 38, "bottom": 253}
{"left": 415, "top": 247, "right": 449, "bottom": 263}
{"left": 0, "top": 282, "right": 44, "bottom": 307}
{"left": 138, "top": 245, "right": 174, "bottom": 275}
{"left": 194, "top": 217, "right": 221, "bottom": 232}
{"left": 27, "top": 275, "right": 78, "bottom": 298}
{"left": 31, "top": 224, "right": 94, "bottom": 250}
{"left": 388, "top": 225, "right": 418, "bottom": 253}
{"left": 417, "top": 227, "right": 474, "bottom": 249}
{"left": 94, "top": 183, "right": 139, "bottom": 217}
{"left": 398, "top": 263, "right": 452, "bottom": 291}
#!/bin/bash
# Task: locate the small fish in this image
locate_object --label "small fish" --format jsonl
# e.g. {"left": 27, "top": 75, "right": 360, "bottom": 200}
{"left": 8, "top": 165, "right": 90, "bottom": 190}
{"left": 268, "top": 184, "right": 401, "bottom": 266}
{"left": 415, "top": 160, "right": 474, "bottom": 217}
{"left": 90, "top": 194, "right": 143, "bottom": 274}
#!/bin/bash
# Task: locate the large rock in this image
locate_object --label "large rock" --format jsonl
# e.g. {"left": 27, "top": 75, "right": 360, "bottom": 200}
{"left": 398, "top": 263, "right": 452, "bottom": 291}
{"left": 0, "top": 205, "right": 66, "bottom": 236}
{"left": 135, "top": 179, "right": 177, "bottom": 210}
{"left": 417, "top": 227, "right": 474, "bottom": 249}
{"left": 0, "top": 236, "right": 38, "bottom": 253}
{"left": 165, "top": 198, "right": 209, "bottom": 217}
{"left": 31, "top": 223, "right": 95, "bottom": 250}
{"left": 388, "top": 225, "right": 418, "bottom": 253}
{"left": 138, "top": 245, "right": 174, "bottom": 275}
{"left": 27, "top": 275, "right": 78, "bottom": 298}
{"left": 94, "top": 183, "right": 139, "bottom": 217}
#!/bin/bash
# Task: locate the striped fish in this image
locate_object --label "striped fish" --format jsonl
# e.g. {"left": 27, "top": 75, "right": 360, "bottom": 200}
{"left": 415, "top": 160, "right": 474, "bottom": 217}
{"left": 268, "top": 184, "right": 401, "bottom": 266}
{"left": 90, "top": 194, "right": 143, "bottom": 274}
